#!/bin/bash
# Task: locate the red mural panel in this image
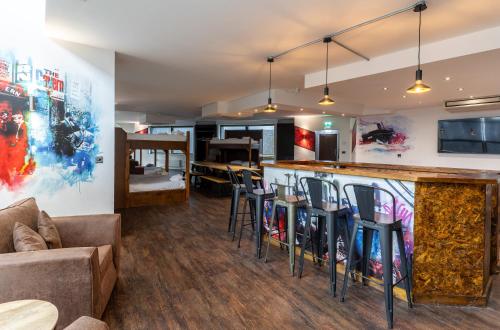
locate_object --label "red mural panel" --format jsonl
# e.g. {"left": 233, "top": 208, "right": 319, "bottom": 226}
{"left": 294, "top": 126, "right": 315, "bottom": 151}
{"left": 135, "top": 128, "right": 148, "bottom": 134}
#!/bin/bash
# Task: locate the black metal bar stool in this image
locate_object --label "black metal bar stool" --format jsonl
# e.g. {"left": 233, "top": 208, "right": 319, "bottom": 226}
{"left": 264, "top": 183, "right": 306, "bottom": 276}
{"left": 237, "top": 170, "right": 275, "bottom": 258}
{"left": 227, "top": 166, "right": 247, "bottom": 234}
{"left": 298, "top": 177, "right": 351, "bottom": 297}
{"left": 340, "top": 184, "right": 412, "bottom": 329}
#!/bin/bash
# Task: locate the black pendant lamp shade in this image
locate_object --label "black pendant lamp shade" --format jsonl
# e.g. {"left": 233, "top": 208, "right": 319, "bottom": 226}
{"left": 407, "top": 2, "right": 431, "bottom": 94}
{"left": 263, "top": 57, "right": 277, "bottom": 112}
{"left": 318, "top": 37, "right": 335, "bottom": 105}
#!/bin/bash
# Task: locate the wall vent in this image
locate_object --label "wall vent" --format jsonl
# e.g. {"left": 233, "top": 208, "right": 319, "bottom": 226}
{"left": 444, "top": 95, "right": 500, "bottom": 112}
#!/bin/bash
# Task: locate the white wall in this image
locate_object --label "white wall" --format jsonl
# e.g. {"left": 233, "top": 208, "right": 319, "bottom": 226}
{"left": 354, "top": 106, "right": 500, "bottom": 171}
{"left": 294, "top": 115, "right": 352, "bottom": 162}
{"left": 0, "top": 1, "right": 115, "bottom": 215}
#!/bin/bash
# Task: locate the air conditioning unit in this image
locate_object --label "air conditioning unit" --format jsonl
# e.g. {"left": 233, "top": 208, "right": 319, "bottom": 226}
{"left": 444, "top": 95, "right": 500, "bottom": 113}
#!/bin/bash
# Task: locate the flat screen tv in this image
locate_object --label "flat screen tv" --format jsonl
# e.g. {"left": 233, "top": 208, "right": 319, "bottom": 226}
{"left": 438, "top": 117, "right": 500, "bottom": 154}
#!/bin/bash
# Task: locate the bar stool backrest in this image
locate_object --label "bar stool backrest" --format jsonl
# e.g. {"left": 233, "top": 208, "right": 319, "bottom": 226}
{"left": 300, "top": 177, "right": 339, "bottom": 211}
{"left": 241, "top": 169, "right": 264, "bottom": 193}
{"left": 227, "top": 166, "right": 240, "bottom": 186}
{"left": 343, "top": 184, "right": 396, "bottom": 222}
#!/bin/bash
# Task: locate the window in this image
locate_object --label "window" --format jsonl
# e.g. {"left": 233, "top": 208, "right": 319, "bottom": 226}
{"left": 150, "top": 126, "right": 194, "bottom": 153}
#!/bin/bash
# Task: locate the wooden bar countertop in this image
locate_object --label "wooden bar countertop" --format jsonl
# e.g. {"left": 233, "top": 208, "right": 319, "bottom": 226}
{"left": 261, "top": 160, "right": 499, "bottom": 184}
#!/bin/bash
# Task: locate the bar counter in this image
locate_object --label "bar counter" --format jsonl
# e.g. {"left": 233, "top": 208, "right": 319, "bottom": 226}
{"left": 262, "top": 160, "right": 498, "bottom": 306}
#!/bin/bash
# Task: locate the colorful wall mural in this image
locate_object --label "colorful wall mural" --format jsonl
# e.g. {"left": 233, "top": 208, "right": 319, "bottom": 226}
{"left": 264, "top": 167, "right": 414, "bottom": 286}
{"left": 357, "top": 115, "right": 412, "bottom": 153}
{"left": 294, "top": 126, "right": 315, "bottom": 151}
{"left": 0, "top": 51, "right": 99, "bottom": 192}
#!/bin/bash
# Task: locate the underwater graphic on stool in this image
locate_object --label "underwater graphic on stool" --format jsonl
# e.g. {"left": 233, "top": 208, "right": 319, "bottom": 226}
{"left": 0, "top": 51, "right": 99, "bottom": 192}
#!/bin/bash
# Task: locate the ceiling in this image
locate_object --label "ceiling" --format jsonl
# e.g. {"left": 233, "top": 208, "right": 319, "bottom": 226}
{"left": 45, "top": 0, "right": 500, "bottom": 117}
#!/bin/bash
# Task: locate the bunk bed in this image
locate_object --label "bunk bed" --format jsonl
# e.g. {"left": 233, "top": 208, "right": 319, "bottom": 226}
{"left": 205, "top": 137, "right": 261, "bottom": 167}
{"left": 114, "top": 128, "right": 190, "bottom": 208}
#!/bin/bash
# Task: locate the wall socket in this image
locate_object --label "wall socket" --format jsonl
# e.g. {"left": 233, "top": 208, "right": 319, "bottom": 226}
{"left": 95, "top": 156, "right": 104, "bottom": 164}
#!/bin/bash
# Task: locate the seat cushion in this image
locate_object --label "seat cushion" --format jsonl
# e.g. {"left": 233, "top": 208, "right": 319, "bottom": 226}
{"left": 13, "top": 222, "right": 48, "bottom": 252}
{"left": 97, "top": 245, "right": 113, "bottom": 276}
{"left": 64, "top": 316, "right": 109, "bottom": 330}
{"left": 38, "top": 211, "right": 63, "bottom": 249}
{"left": 0, "top": 198, "right": 39, "bottom": 253}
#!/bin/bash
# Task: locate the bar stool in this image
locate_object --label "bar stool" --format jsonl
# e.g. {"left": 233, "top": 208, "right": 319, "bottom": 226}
{"left": 340, "top": 184, "right": 412, "bottom": 329}
{"left": 298, "top": 177, "right": 351, "bottom": 297}
{"left": 227, "top": 166, "right": 246, "bottom": 234}
{"left": 264, "top": 183, "right": 306, "bottom": 276}
{"left": 237, "top": 170, "right": 275, "bottom": 258}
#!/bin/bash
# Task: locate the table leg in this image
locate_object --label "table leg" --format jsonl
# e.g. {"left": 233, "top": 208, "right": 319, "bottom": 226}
{"left": 326, "top": 212, "right": 338, "bottom": 296}
{"left": 255, "top": 195, "right": 264, "bottom": 258}
{"left": 287, "top": 203, "right": 297, "bottom": 276}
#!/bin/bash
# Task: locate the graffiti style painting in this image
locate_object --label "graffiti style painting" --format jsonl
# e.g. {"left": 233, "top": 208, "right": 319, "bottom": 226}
{"left": 0, "top": 51, "right": 99, "bottom": 192}
{"left": 358, "top": 116, "right": 411, "bottom": 153}
{"left": 294, "top": 126, "right": 315, "bottom": 151}
{"left": 264, "top": 168, "right": 414, "bottom": 286}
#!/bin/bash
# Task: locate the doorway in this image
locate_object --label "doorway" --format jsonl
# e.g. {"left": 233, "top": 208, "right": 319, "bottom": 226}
{"left": 315, "top": 130, "right": 339, "bottom": 161}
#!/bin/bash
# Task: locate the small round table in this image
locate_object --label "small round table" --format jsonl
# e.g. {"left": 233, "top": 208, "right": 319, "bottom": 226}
{"left": 0, "top": 299, "right": 58, "bottom": 330}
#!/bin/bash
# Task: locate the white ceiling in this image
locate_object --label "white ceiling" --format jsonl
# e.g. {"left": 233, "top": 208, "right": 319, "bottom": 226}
{"left": 45, "top": 0, "right": 500, "bottom": 117}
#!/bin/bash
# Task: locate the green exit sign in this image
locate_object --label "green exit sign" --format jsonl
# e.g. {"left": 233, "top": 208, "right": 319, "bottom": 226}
{"left": 324, "top": 120, "right": 333, "bottom": 129}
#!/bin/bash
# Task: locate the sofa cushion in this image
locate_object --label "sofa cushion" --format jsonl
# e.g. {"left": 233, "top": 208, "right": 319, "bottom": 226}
{"left": 38, "top": 211, "right": 63, "bottom": 249}
{"left": 64, "top": 316, "right": 109, "bottom": 330}
{"left": 13, "top": 222, "right": 48, "bottom": 252}
{"left": 97, "top": 245, "right": 113, "bottom": 276}
{"left": 0, "top": 198, "right": 39, "bottom": 253}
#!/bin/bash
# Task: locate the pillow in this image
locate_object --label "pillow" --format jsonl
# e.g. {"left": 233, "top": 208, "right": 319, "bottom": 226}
{"left": 13, "top": 222, "right": 48, "bottom": 252}
{"left": 38, "top": 211, "right": 62, "bottom": 249}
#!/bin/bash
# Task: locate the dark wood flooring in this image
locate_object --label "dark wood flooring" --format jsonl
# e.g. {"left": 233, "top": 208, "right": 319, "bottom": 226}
{"left": 103, "top": 192, "right": 500, "bottom": 329}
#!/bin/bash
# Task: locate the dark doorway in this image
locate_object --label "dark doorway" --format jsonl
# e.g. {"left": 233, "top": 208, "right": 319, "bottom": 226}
{"left": 316, "top": 132, "right": 338, "bottom": 161}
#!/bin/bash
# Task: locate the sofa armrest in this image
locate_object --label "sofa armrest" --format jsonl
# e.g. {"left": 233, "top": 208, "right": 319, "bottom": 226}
{"left": 52, "top": 214, "right": 121, "bottom": 273}
{"left": 0, "top": 247, "right": 100, "bottom": 328}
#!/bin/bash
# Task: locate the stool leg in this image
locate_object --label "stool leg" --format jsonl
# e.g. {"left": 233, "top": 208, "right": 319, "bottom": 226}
{"left": 264, "top": 201, "right": 278, "bottom": 263}
{"left": 340, "top": 222, "right": 359, "bottom": 302}
{"left": 298, "top": 208, "right": 312, "bottom": 279}
{"left": 228, "top": 187, "right": 237, "bottom": 232}
{"left": 287, "top": 203, "right": 297, "bottom": 276}
{"left": 362, "top": 228, "right": 374, "bottom": 286}
{"left": 230, "top": 186, "right": 241, "bottom": 234}
{"left": 326, "top": 212, "right": 337, "bottom": 296}
{"left": 317, "top": 216, "right": 326, "bottom": 266}
{"left": 396, "top": 228, "right": 412, "bottom": 308}
{"left": 380, "top": 226, "right": 394, "bottom": 329}
{"left": 237, "top": 198, "right": 248, "bottom": 247}
{"left": 249, "top": 200, "right": 256, "bottom": 232}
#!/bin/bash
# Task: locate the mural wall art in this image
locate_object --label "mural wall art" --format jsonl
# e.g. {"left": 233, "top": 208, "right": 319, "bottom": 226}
{"left": 294, "top": 126, "right": 315, "bottom": 151}
{"left": 357, "top": 115, "right": 412, "bottom": 153}
{"left": 0, "top": 51, "right": 99, "bottom": 192}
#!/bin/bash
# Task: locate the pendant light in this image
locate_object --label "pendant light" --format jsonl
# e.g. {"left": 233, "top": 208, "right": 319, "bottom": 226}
{"left": 407, "top": 3, "right": 431, "bottom": 94}
{"left": 318, "top": 37, "right": 335, "bottom": 106}
{"left": 262, "top": 57, "right": 277, "bottom": 112}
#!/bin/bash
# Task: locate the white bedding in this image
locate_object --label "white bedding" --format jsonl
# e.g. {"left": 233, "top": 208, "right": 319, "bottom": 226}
{"left": 143, "top": 166, "right": 165, "bottom": 176}
{"left": 127, "top": 133, "right": 186, "bottom": 142}
{"left": 129, "top": 174, "right": 185, "bottom": 192}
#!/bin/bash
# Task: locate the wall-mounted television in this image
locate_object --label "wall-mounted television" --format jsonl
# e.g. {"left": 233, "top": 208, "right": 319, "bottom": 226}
{"left": 438, "top": 117, "right": 500, "bottom": 154}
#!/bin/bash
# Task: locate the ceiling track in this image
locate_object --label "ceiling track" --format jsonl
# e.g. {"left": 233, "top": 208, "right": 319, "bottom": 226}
{"left": 269, "top": 0, "right": 427, "bottom": 62}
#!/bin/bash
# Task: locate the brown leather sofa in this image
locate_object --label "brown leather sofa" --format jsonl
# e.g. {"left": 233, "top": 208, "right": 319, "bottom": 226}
{"left": 0, "top": 198, "right": 121, "bottom": 329}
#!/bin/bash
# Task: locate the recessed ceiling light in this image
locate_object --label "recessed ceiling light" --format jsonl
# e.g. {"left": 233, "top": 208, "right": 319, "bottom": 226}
{"left": 458, "top": 87, "right": 464, "bottom": 91}
{"left": 469, "top": 95, "right": 474, "bottom": 99}
{"left": 322, "top": 111, "right": 326, "bottom": 114}
{"left": 383, "top": 87, "right": 388, "bottom": 91}
{"left": 445, "top": 77, "right": 451, "bottom": 81}
{"left": 273, "top": 105, "right": 278, "bottom": 109}
{"left": 300, "top": 108, "right": 304, "bottom": 111}
{"left": 238, "top": 112, "right": 241, "bottom": 116}
{"left": 341, "top": 113, "right": 345, "bottom": 117}
{"left": 402, "top": 95, "right": 407, "bottom": 98}
{"left": 418, "top": 101, "right": 422, "bottom": 104}
{"left": 254, "top": 109, "right": 259, "bottom": 112}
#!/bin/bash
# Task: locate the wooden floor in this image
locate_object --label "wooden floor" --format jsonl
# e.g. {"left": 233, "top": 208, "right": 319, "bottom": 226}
{"left": 103, "top": 192, "right": 500, "bottom": 330}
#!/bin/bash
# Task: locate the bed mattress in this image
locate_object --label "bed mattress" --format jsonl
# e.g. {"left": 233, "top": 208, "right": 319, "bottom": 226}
{"left": 129, "top": 174, "right": 185, "bottom": 192}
